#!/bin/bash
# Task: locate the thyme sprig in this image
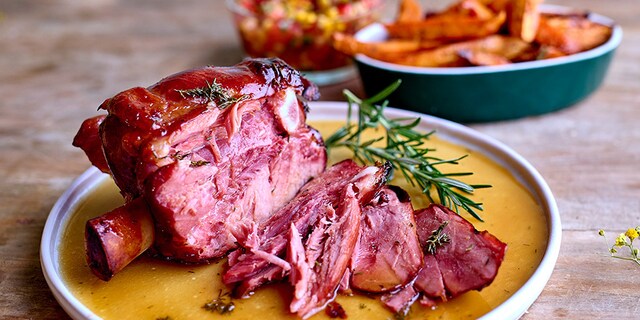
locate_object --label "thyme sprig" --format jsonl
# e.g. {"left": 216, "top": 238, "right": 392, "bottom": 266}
{"left": 325, "top": 80, "right": 490, "bottom": 221}
{"left": 176, "top": 79, "right": 247, "bottom": 109}
{"left": 599, "top": 227, "right": 640, "bottom": 266}
{"left": 425, "top": 221, "right": 451, "bottom": 255}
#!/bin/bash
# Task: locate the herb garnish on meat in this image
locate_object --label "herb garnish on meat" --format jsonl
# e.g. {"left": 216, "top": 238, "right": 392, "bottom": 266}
{"left": 425, "top": 221, "right": 451, "bottom": 254}
{"left": 175, "top": 79, "right": 247, "bottom": 109}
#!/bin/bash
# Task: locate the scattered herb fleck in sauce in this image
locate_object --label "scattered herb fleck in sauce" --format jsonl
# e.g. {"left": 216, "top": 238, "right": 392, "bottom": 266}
{"left": 202, "top": 290, "right": 235, "bottom": 315}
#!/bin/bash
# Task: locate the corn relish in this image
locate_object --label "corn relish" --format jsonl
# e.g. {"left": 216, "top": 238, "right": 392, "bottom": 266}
{"left": 230, "top": 0, "right": 379, "bottom": 71}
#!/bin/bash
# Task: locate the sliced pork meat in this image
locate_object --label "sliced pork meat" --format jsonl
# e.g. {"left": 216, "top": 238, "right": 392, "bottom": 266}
{"left": 223, "top": 160, "right": 389, "bottom": 298}
{"left": 287, "top": 190, "right": 360, "bottom": 319}
{"left": 286, "top": 162, "right": 390, "bottom": 319}
{"left": 381, "top": 203, "right": 507, "bottom": 313}
{"left": 414, "top": 204, "right": 507, "bottom": 297}
{"left": 413, "top": 254, "right": 446, "bottom": 301}
{"left": 146, "top": 114, "right": 326, "bottom": 261}
{"left": 75, "top": 58, "right": 326, "bottom": 280}
{"left": 380, "top": 283, "right": 419, "bottom": 314}
{"left": 350, "top": 186, "right": 423, "bottom": 293}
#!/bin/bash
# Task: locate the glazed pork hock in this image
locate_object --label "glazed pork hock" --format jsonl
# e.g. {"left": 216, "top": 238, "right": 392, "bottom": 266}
{"left": 73, "top": 58, "right": 327, "bottom": 281}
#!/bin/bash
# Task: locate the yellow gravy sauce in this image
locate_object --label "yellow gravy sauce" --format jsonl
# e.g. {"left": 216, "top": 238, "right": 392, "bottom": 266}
{"left": 59, "top": 120, "right": 548, "bottom": 319}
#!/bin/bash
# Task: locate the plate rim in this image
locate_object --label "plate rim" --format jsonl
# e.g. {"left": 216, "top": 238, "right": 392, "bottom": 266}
{"left": 41, "top": 101, "right": 561, "bottom": 320}
{"left": 40, "top": 166, "right": 106, "bottom": 320}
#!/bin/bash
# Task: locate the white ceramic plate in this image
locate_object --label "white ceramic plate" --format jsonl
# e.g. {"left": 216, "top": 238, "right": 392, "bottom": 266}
{"left": 41, "top": 102, "right": 561, "bottom": 319}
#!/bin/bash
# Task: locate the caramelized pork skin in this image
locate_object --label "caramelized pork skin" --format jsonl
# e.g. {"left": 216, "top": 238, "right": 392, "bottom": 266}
{"left": 72, "top": 115, "right": 108, "bottom": 173}
{"left": 75, "top": 58, "right": 325, "bottom": 280}
{"left": 99, "top": 58, "right": 320, "bottom": 199}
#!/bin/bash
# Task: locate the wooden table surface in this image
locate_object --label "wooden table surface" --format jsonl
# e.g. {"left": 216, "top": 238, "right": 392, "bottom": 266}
{"left": 1, "top": 0, "right": 638, "bottom": 318}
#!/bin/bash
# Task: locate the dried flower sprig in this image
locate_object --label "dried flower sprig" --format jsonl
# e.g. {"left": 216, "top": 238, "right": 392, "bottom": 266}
{"left": 598, "top": 227, "right": 640, "bottom": 266}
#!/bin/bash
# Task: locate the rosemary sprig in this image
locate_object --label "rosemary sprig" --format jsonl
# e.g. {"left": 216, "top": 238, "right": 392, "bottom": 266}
{"left": 176, "top": 79, "right": 247, "bottom": 109}
{"left": 325, "top": 80, "right": 491, "bottom": 221}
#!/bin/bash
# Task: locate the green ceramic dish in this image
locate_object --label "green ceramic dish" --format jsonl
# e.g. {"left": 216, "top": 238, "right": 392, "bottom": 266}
{"left": 353, "top": 5, "right": 622, "bottom": 123}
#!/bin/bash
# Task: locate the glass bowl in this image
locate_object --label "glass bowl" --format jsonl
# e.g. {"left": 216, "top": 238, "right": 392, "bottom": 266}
{"left": 227, "top": 0, "right": 381, "bottom": 85}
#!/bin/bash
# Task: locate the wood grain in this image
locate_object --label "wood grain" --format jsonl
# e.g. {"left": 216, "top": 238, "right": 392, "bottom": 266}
{"left": 0, "top": 0, "right": 638, "bottom": 318}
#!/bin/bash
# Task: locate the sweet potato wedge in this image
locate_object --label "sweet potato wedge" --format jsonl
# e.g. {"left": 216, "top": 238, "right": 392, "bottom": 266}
{"left": 535, "top": 13, "right": 612, "bottom": 54}
{"left": 440, "top": 0, "right": 495, "bottom": 20}
{"left": 508, "top": 0, "right": 542, "bottom": 42}
{"left": 478, "top": 0, "right": 511, "bottom": 13}
{"left": 394, "top": 35, "right": 531, "bottom": 67}
{"left": 386, "top": 10, "right": 506, "bottom": 41}
{"left": 511, "top": 44, "right": 566, "bottom": 62}
{"left": 332, "top": 33, "right": 443, "bottom": 63}
{"left": 458, "top": 49, "right": 512, "bottom": 66}
{"left": 397, "top": 0, "right": 423, "bottom": 23}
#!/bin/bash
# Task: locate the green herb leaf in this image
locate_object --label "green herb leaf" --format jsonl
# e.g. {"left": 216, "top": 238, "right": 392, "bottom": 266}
{"left": 176, "top": 79, "right": 248, "bottom": 110}
{"left": 425, "top": 221, "right": 450, "bottom": 255}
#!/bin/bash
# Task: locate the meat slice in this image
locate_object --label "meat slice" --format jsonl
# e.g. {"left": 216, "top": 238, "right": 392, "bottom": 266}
{"left": 286, "top": 161, "right": 389, "bottom": 319}
{"left": 414, "top": 204, "right": 507, "bottom": 297}
{"left": 350, "top": 186, "right": 423, "bottom": 293}
{"left": 76, "top": 58, "right": 326, "bottom": 279}
{"left": 413, "top": 254, "right": 446, "bottom": 301}
{"left": 287, "top": 188, "right": 360, "bottom": 319}
{"left": 380, "top": 283, "right": 419, "bottom": 314}
{"left": 223, "top": 160, "right": 389, "bottom": 297}
{"left": 381, "top": 203, "right": 507, "bottom": 313}
{"left": 287, "top": 188, "right": 361, "bottom": 319}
